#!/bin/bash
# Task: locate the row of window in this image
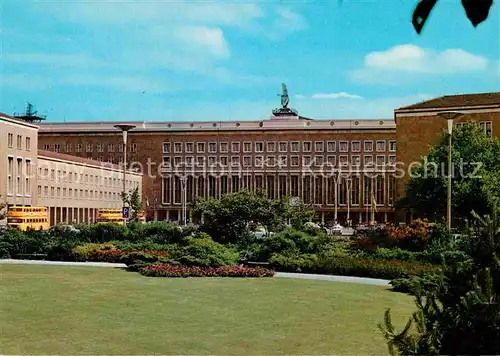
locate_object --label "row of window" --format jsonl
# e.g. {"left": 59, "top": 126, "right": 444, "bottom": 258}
{"left": 37, "top": 167, "right": 137, "bottom": 188}
{"left": 37, "top": 185, "right": 122, "bottom": 201}
{"left": 162, "top": 155, "right": 396, "bottom": 168}
{"left": 7, "top": 133, "right": 31, "bottom": 151}
{"left": 162, "top": 174, "right": 397, "bottom": 207}
{"left": 456, "top": 121, "right": 493, "bottom": 137}
{"left": 6, "top": 157, "right": 32, "bottom": 197}
{"left": 43, "top": 143, "right": 136, "bottom": 153}
{"left": 163, "top": 140, "right": 396, "bottom": 154}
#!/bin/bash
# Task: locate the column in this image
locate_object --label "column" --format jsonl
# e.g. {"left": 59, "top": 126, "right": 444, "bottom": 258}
{"left": 358, "top": 211, "right": 362, "bottom": 224}
{"left": 384, "top": 211, "right": 388, "bottom": 223}
{"left": 154, "top": 209, "right": 158, "bottom": 221}
{"left": 321, "top": 212, "right": 325, "bottom": 224}
{"left": 166, "top": 210, "right": 170, "bottom": 221}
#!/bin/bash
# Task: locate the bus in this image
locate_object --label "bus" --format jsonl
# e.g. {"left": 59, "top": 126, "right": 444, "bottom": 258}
{"left": 97, "top": 208, "right": 125, "bottom": 225}
{"left": 7, "top": 206, "right": 49, "bottom": 231}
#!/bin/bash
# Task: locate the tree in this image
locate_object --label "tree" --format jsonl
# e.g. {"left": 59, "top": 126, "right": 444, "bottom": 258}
{"left": 412, "top": 0, "right": 494, "bottom": 34}
{"left": 192, "top": 190, "right": 314, "bottom": 244}
{"left": 398, "top": 122, "right": 500, "bottom": 224}
{"left": 0, "top": 195, "right": 7, "bottom": 221}
{"left": 121, "top": 187, "right": 143, "bottom": 221}
{"left": 379, "top": 207, "right": 500, "bottom": 355}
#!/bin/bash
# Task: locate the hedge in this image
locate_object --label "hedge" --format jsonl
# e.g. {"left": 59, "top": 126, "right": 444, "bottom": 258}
{"left": 139, "top": 265, "right": 275, "bottom": 278}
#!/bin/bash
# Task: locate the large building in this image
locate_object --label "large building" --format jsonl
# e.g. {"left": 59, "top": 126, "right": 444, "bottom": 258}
{"left": 0, "top": 113, "right": 143, "bottom": 225}
{"left": 15, "top": 91, "right": 500, "bottom": 224}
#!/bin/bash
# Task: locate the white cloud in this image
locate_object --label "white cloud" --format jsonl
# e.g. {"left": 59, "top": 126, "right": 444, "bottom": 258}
{"left": 351, "top": 44, "right": 489, "bottom": 84}
{"left": 295, "top": 94, "right": 306, "bottom": 99}
{"left": 267, "top": 7, "right": 307, "bottom": 40}
{"left": 173, "top": 26, "right": 230, "bottom": 58}
{"left": 311, "top": 92, "right": 363, "bottom": 99}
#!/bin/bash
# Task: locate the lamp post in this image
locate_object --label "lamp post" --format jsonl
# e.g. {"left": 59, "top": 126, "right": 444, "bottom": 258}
{"left": 346, "top": 176, "right": 352, "bottom": 227}
{"left": 114, "top": 124, "right": 136, "bottom": 225}
{"left": 180, "top": 176, "right": 187, "bottom": 226}
{"left": 436, "top": 112, "right": 463, "bottom": 231}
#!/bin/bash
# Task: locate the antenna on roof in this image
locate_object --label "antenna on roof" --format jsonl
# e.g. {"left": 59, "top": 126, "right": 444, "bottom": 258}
{"left": 13, "top": 102, "right": 47, "bottom": 123}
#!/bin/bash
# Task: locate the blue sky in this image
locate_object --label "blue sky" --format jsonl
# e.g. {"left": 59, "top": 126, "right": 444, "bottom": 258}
{"left": 1, "top": 0, "right": 499, "bottom": 122}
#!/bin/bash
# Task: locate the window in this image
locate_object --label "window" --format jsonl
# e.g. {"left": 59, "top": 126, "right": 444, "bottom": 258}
{"left": 376, "top": 155, "right": 385, "bottom": 166}
{"left": 44, "top": 186, "right": 48, "bottom": 196}
{"left": 185, "top": 142, "right": 194, "bottom": 153}
{"left": 131, "top": 143, "right": 137, "bottom": 152}
{"left": 388, "top": 155, "right": 396, "bottom": 166}
{"left": 76, "top": 144, "right": 82, "bottom": 152}
{"left": 65, "top": 143, "right": 72, "bottom": 152}
{"left": 290, "top": 156, "right": 299, "bottom": 167}
{"left": 364, "top": 141, "right": 373, "bottom": 152}
{"left": 255, "top": 156, "right": 263, "bottom": 167}
{"left": 315, "top": 155, "right": 324, "bottom": 166}
{"left": 364, "top": 155, "right": 373, "bottom": 166}
{"left": 303, "top": 156, "right": 312, "bottom": 166}
{"left": 26, "top": 137, "right": 31, "bottom": 151}
{"left": 7, "top": 157, "right": 13, "bottom": 195}
{"left": 278, "top": 155, "right": 287, "bottom": 167}
{"left": 279, "top": 141, "right": 288, "bottom": 152}
{"left": 339, "top": 155, "right": 348, "bottom": 167}
{"left": 456, "top": 122, "right": 465, "bottom": 129}
{"left": 96, "top": 143, "right": 103, "bottom": 152}
{"left": 231, "top": 156, "right": 239, "bottom": 166}
{"left": 43, "top": 144, "right": 50, "bottom": 151}
{"left": 162, "top": 156, "right": 171, "bottom": 165}
{"left": 291, "top": 141, "right": 299, "bottom": 152}
{"left": 17, "top": 135, "right": 22, "bottom": 149}
{"left": 327, "top": 155, "right": 336, "bottom": 166}
{"left": 267, "top": 142, "right": 275, "bottom": 152}
{"left": 174, "top": 157, "right": 182, "bottom": 166}
{"left": 209, "top": 142, "right": 217, "bottom": 153}
{"left": 197, "top": 142, "right": 205, "bottom": 153}
{"left": 51, "top": 187, "right": 55, "bottom": 197}
{"left": 163, "top": 142, "right": 171, "bottom": 153}
{"left": 351, "top": 155, "right": 360, "bottom": 166}
{"left": 243, "top": 156, "right": 251, "bottom": 167}
{"left": 208, "top": 156, "right": 216, "bottom": 165}
{"left": 220, "top": 156, "right": 228, "bottom": 166}
{"left": 196, "top": 156, "right": 204, "bottom": 166}
{"left": 480, "top": 121, "right": 493, "bottom": 137}
{"left": 351, "top": 141, "right": 361, "bottom": 152}
{"left": 388, "top": 140, "right": 396, "bottom": 152}
{"left": 339, "top": 141, "right": 348, "bottom": 152}
{"left": 57, "top": 187, "right": 61, "bottom": 197}
{"left": 220, "top": 142, "right": 228, "bottom": 153}
{"left": 8, "top": 133, "right": 13, "bottom": 148}
{"left": 315, "top": 141, "right": 324, "bottom": 152}
{"left": 86, "top": 143, "right": 93, "bottom": 152}
{"left": 255, "top": 142, "right": 264, "bottom": 152}
{"left": 38, "top": 185, "right": 42, "bottom": 196}
{"left": 25, "top": 160, "right": 31, "bottom": 196}
{"left": 267, "top": 156, "right": 275, "bottom": 167}
{"left": 54, "top": 144, "right": 61, "bottom": 153}
{"left": 376, "top": 140, "right": 386, "bottom": 152}
{"left": 303, "top": 141, "right": 312, "bottom": 152}
{"left": 243, "top": 142, "right": 252, "bottom": 152}
{"left": 231, "top": 142, "right": 240, "bottom": 153}
{"left": 326, "top": 141, "right": 336, "bottom": 152}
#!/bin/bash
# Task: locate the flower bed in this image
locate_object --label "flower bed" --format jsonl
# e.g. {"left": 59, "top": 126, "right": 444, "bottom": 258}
{"left": 139, "top": 264, "right": 275, "bottom": 278}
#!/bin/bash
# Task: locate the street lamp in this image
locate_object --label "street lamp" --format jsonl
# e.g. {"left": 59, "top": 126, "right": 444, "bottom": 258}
{"left": 346, "top": 176, "right": 352, "bottom": 226}
{"left": 180, "top": 176, "right": 187, "bottom": 226}
{"left": 114, "top": 124, "right": 136, "bottom": 225}
{"left": 436, "top": 111, "right": 463, "bottom": 231}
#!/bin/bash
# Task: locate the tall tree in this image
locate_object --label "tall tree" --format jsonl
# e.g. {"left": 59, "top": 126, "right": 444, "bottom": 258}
{"left": 398, "top": 122, "right": 500, "bottom": 224}
{"left": 121, "top": 187, "right": 143, "bottom": 221}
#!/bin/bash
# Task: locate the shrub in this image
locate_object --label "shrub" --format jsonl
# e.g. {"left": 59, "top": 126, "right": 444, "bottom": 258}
{"left": 120, "top": 251, "right": 177, "bottom": 271}
{"left": 0, "top": 228, "right": 50, "bottom": 258}
{"left": 269, "top": 252, "right": 440, "bottom": 280}
{"left": 76, "top": 223, "right": 128, "bottom": 243}
{"left": 73, "top": 243, "right": 117, "bottom": 261}
{"left": 390, "top": 273, "right": 442, "bottom": 295}
{"left": 139, "top": 264, "right": 275, "bottom": 278}
{"left": 173, "top": 234, "right": 239, "bottom": 267}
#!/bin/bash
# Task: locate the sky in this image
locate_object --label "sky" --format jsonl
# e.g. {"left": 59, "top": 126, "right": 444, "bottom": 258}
{"left": 1, "top": 0, "right": 499, "bottom": 122}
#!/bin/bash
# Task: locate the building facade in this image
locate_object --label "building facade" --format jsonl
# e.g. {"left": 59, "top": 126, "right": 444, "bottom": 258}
{"left": 395, "top": 93, "right": 500, "bottom": 219}
{"left": 37, "top": 116, "right": 398, "bottom": 224}
{"left": 37, "top": 150, "right": 142, "bottom": 225}
{"left": 0, "top": 113, "right": 143, "bottom": 226}
{"left": 0, "top": 114, "right": 38, "bottom": 207}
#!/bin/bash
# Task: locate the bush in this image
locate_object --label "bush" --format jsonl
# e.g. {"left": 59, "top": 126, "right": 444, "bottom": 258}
{"left": 269, "top": 252, "right": 440, "bottom": 280}
{"left": 390, "top": 273, "right": 442, "bottom": 295}
{"left": 172, "top": 233, "right": 239, "bottom": 267}
{"left": 0, "top": 228, "right": 50, "bottom": 258}
{"left": 73, "top": 243, "right": 118, "bottom": 261}
{"left": 120, "top": 251, "right": 177, "bottom": 271}
{"left": 76, "top": 223, "right": 128, "bottom": 243}
{"left": 139, "top": 264, "right": 275, "bottom": 278}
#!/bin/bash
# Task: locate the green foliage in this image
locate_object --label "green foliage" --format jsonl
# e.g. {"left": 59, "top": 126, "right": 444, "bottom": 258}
{"left": 171, "top": 233, "right": 240, "bottom": 268}
{"left": 380, "top": 209, "right": 500, "bottom": 355}
{"left": 73, "top": 243, "right": 117, "bottom": 261}
{"left": 390, "top": 274, "right": 442, "bottom": 295}
{"left": 400, "top": 122, "right": 500, "bottom": 223}
{"left": 76, "top": 223, "right": 128, "bottom": 242}
{"left": 121, "top": 187, "right": 143, "bottom": 221}
{"left": 192, "top": 190, "right": 314, "bottom": 244}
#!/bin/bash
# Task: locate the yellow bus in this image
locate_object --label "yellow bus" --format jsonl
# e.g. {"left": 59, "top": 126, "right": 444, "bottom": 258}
{"left": 7, "top": 206, "right": 49, "bottom": 231}
{"left": 97, "top": 208, "right": 125, "bottom": 225}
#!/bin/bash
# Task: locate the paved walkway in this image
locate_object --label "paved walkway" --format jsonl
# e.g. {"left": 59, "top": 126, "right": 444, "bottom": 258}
{"left": 0, "top": 259, "right": 391, "bottom": 286}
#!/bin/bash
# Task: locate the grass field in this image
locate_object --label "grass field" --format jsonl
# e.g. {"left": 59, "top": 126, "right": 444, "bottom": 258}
{"left": 0, "top": 265, "right": 414, "bottom": 355}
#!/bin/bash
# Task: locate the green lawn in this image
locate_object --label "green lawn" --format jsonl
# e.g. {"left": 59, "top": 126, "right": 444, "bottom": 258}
{"left": 0, "top": 265, "right": 414, "bottom": 355}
